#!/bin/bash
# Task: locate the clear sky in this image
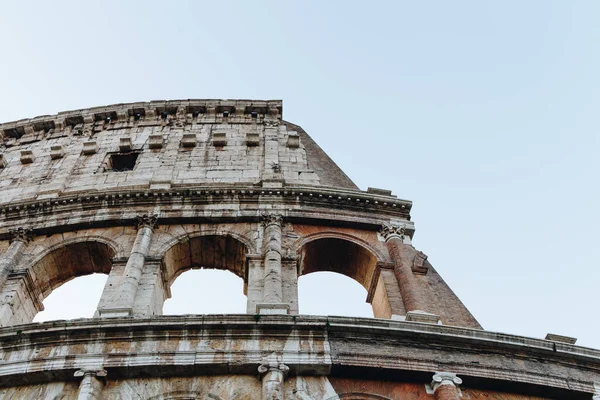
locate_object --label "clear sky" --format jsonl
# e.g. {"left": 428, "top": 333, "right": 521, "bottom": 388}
{"left": 2, "top": 1, "right": 598, "bottom": 348}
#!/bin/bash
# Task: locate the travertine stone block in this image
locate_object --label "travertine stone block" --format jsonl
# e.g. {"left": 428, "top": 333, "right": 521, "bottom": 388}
{"left": 20, "top": 150, "right": 34, "bottom": 164}
{"left": 82, "top": 141, "right": 98, "bottom": 155}
{"left": 545, "top": 333, "right": 577, "bottom": 344}
{"left": 246, "top": 132, "right": 260, "bottom": 146}
{"left": 50, "top": 145, "right": 64, "bottom": 159}
{"left": 181, "top": 134, "right": 197, "bottom": 148}
{"left": 149, "top": 134, "right": 164, "bottom": 149}
{"left": 406, "top": 310, "right": 441, "bottom": 324}
{"left": 213, "top": 132, "right": 227, "bottom": 146}
{"left": 287, "top": 133, "right": 300, "bottom": 148}
{"left": 119, "top": 137, "right": 132, "bottom": 152}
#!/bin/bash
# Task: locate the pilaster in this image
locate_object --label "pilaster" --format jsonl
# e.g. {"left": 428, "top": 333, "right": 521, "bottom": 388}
{"left": 257, "top": 213, "right": 289, "bottom": 315}
{"left": 428, "top": 371, "right": 462, "bottom": 400}
{"left": 74, "top": 369, "right": 107, "bottom": 400}
{"left": 258, "top": 357, "right": 289, "bottom": 400}
{"left": 0, "top": 228, "right": 34, "bottom": 291}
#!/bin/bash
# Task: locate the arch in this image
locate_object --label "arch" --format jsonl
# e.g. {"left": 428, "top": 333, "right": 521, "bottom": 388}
{"left": 162, "top": 234, "right": 250, "bottom": 287}
{"left": 0, "top": 239, "right": 115, "bottom": 326}
{"left": 25, "top": 235, "right": 123, "bottom": 269}
{"left": 292, "top": 231, "right": 387, "bottom": 264}
{"left": 155, "top": 229, "right": 257, "bottom": 261}
{"left": 299, "top": 236, "right": 378, "bottom": 291}
{"left": 28, "top": 240, "right": 115, "bottom": 298}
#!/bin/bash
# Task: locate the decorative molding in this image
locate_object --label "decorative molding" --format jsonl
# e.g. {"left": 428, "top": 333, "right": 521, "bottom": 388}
{"left": 135, "top": 214, "right": 159, "bottom": 230}
{"left": 8, "top": 227, "right": 34, "bottom": 244}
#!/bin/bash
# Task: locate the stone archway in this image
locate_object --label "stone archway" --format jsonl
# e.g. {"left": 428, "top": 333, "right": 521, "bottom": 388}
{"left": 0, "top": 240, "right": 116, "bottom": 326}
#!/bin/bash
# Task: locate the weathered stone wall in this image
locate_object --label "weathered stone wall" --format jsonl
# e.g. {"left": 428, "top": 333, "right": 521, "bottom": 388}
{"left": 0, "top": 100, "right": 597, "bottom": 399}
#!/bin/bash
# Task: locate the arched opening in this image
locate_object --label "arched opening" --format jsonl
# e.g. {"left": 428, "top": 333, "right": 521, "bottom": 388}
{"left": 33, "top": 274, "right": 108, "bottom": 322}
{"left": 163, "top": 269, "right": 246, "bottom": 314}
{"left": 0, "top": 241, "right": 115, "bottom": 325}
{"left": 299, "top": 238, "right": 379, "bottom": 318}
{"left": 299, "top": 272, "right": 373, "bottom": 317}
{"left": 161, "top": 235, "right": 248, "bottom": 314}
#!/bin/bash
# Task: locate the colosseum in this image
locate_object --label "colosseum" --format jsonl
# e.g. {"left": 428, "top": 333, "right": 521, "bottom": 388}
{"left": 0, "top": 99, "right": 597, "bottom": 399}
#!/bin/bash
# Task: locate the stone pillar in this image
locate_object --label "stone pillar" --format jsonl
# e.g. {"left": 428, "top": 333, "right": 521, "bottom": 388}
{"left": 257, "top": 214, "right": 288, "bottom": 314}
{"left": 246, "top": 254, "right": 264, "bottom": 314}
{"left": 381, "top": 224, "right": 424, "bottom": 313}
{"left": 74, "top": 369, "right": 107, "bottom": 400}
{"left": 258, "top": 358, "right": 289, "bottom": 400}
{"left": 97, "top": 214, "right": 158, "bottom": 317}
{"left": 281, "top": 251, "right": 299, "bottom": 315}
{"left": 430, "top": 372, "right": 462, "bottom": 400}
{"left": 0, "top": 228, "right": 33, "bottom": 291}
{"left": 131, "top": 257, "right": 169, "bottom": 317}
{"left": 370, "top": 263, "right": 406, "bottom": 319}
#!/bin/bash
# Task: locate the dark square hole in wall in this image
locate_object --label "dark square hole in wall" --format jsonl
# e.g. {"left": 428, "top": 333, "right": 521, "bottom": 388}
{"left": 105, "top": 152, "right": 139, "bottom": 172}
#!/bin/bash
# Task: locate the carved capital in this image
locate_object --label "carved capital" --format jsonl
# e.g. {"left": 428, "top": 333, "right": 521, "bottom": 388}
{"left": 74, "top": 369, "right": 107, "bottom": 379}
{"left": 261, "top": 213, "right": 283, "bottom": 227}
{"left": 135, "top": 214, "right": 159, "bottom": 230}
{"left": 380, "top": 224, "right": 406, "bottom": 241}
{"left": 431, "top": 371, "right": 462, "bottom": 392}
{"left": 263, "top": 118, "right": 280, "bottom": 128}
{"left": 8, "top": 227, "right": 34, "bottom": 244}
{"left": 258, "top": 360, "right": 289, "bottom": 378}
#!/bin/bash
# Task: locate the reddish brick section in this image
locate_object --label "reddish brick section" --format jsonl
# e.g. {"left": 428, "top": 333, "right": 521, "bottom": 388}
{"left": 434, "top": 384, "right": 461, "bottom": 400}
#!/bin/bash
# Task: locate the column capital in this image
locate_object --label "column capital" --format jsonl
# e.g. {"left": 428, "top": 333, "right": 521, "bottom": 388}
{"left": 258, "top": 360, "right": 289, "bottom": 378}
{"left": 74, "top": 369, "right": 107, "bottom": 378}
{"left": 380, "top": 224, "right": 407, "bottom": 242}
{"left": 261, "top": 213, "right": 283, "bottom": 227}
{"left": 431, "top": 371, "right": 462, "bottom": 392}
{"left": 8, "top": 227, "right": 34, "bottom": 244}
{"left": 135, "top": 214, "right": 159, "bottom": 230}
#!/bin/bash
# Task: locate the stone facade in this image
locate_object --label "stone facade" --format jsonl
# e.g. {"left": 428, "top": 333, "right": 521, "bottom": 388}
{"left": 0, "top": 99, "right": 598, "bottom": 399}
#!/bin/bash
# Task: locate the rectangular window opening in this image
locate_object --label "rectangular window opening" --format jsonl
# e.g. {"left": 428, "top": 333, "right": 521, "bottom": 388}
{"left": 105, "top": 152, "right": 139, "bottom": 172}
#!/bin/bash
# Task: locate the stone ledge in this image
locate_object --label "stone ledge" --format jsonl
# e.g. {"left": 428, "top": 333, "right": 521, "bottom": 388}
{"left": 0, "top": 315, "right": 596, "bottom": 394}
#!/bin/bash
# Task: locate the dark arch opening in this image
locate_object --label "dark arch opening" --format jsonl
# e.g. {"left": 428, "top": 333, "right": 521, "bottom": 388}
{"left": 161, "top": 235, "right": 249, "bottom": 314}
{"left": 299, "top": 238, "right": 380, "bottom": 317}
{"left": 5, "top": 241, "right": 115, "bottom": 325}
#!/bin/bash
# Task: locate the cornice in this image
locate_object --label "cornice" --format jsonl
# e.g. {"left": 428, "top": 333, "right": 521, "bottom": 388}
{"left": 0, "top": 99, "right": 283, "bottom": 143}
{"left": 0, "top": 315, "right": 596, "bottom": 395}
{"left": 0, "top": 186, "right": 413, "bottom": 237}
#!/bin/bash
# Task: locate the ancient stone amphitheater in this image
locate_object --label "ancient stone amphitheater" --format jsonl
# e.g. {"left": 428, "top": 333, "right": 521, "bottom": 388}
{"left": 0, "top": 99, "right": 597, "bottom": 399}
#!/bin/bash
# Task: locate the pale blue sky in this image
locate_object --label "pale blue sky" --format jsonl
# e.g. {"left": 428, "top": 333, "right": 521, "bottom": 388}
{"left": 2, "top": 1, "right": 599, "bottom": 348}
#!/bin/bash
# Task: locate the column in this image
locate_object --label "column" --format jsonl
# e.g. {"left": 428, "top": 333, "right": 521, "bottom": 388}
{"left": 430, "top": 372, "right": 462, "bottom": 400}
{"left": 131, "top": 257, "right": 168, "bottom": 317}
{"left": 74, "top": 369, "right": 107, "bottom": 400}
{"left": 257, "top": 213, "right": 289, "bottom": 314}
{"left": 281, "top": 250, "right": 299, "bottom": 315}
{"left": 97, "top": 214, "right": 158, "bottom": 317}
{"left": 258, "top": 358, "right": 289, "bottom": 400}
{"left": 381, "top": 224, "right": 424, "bottom": 313}
{"left": 0, "top": 228, "right": 33, "bottom": 291}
